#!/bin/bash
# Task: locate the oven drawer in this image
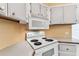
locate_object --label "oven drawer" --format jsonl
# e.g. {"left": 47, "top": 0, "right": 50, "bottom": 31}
{"left": 59, "top": 51, "right": 76, "bottom": 56}
{"left": 59, "top": 43, "right": 76, "bottom": 52}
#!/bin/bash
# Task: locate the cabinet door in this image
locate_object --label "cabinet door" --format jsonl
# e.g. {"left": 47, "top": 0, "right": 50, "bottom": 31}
{"left": 30, "top": 3, "right": 40, "bottom": 17}
{"left": 58, "top": 43, "right": 77, "bottom": 56}
{"left": 26, "top": 3, "right": 30, "bottom": 23}
{"left": 40, "top": 4, "right": 49, "bottom": 20}
{"left": 0, "top": 3, "right": 7, "bottom": 16}
{"left": 59, "top": 52, "right": 76, "bottom": 56}
{"left": 50, "top": 7, "right": 64, "bottom": 24}
{"left": 64, "top": 5, "right": 77, "bottom": 24}
{"left": 59, "top": 43, "right": 76, "bottom": 52}
{"left": 76, "top": 4, "right": 79, "bottom": 23}
{"left": 8, "top": 3, "right": 27, "bottom": 23}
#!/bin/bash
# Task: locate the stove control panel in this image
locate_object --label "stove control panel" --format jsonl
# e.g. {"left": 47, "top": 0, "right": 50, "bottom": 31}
{"left": 27, "top": 31, "right": 45, "bottom": 38}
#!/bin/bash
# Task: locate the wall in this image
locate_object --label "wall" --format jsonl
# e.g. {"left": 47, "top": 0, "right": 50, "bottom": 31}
{"left": 47, "top": 3, "right": 65, "bottom": 6}
{"left": 0, "top": 19, "right": 26, "bottom": 50}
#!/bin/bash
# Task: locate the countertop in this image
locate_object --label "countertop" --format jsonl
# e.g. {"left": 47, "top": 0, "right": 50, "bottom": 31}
{"left": 0, "top": 41, "right": 34, "bottom": 56}
{"left": 58, "top": 41, "right": 79, "bottom": 44}
{"left": 47, "top": 37, "right": 79, "bottom": 44}
{"left": 56, "top": 38, "right": 79, "bottom": 44}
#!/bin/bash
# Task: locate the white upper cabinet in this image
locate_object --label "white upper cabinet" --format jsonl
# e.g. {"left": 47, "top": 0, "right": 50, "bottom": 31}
{"left": 0, "top": 3, "right": 7, "bottom": 16}
{"left": 7, "top": 3, "right": 27, "bottom": 23}
{"left": 30, "top": 3, "right": 40, "bottom": 17}
{"left": 63, "top": 5, "right": 77, "bottom": 24}
{"left": 30, "top": 3, "right": 49, "bottom": 20}
{"left": 50, "top": 4, "right": 77, "bottom": 25}
{"left": 28, "top": 3, "right": 50, "bottom": 29}
{"left": 40, "top": 4, "right": 49, "bottom": 20}
{"left": 26, "top": 3, "right": 30, "bottom": 22}
{"left": 76, "top": 4, "right": 79, "bottom": 23}
{"left": 50, "top": 6, "right": 64, "bottom": 24}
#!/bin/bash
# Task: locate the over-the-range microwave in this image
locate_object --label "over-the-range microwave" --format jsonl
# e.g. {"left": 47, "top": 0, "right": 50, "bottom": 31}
{"left": 28, "top": 17, "right": 49, "bottom": 30}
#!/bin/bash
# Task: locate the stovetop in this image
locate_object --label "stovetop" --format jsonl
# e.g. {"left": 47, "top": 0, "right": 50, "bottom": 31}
{"left": 27, "top": 37, "right": 57, "bottom": 49}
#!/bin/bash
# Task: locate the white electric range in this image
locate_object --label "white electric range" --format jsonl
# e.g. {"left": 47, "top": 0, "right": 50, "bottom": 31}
{"left": 26, "top": 31, "right": 58, "bottom": 56}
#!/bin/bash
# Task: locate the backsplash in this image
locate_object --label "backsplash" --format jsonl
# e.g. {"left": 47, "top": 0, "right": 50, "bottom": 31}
{"left": 0, "top": 19, "right": 26, "bottom": 50}
{"left": 44, "top": 25, "right": 72, "bottom": 39}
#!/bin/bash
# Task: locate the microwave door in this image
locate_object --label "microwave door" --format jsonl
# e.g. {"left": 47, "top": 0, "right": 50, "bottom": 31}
{"left": 29, "top": 17, "right": 49, "bottom": 29}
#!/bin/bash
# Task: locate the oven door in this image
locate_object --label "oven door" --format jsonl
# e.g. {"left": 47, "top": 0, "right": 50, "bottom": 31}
{"left": 34, "top": 42, "right": 58, "bottom": 56}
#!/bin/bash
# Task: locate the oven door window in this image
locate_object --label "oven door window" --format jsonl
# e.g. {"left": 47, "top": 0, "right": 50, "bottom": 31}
{"left": 42, "top": 48, "right": 54, "bottom": 56}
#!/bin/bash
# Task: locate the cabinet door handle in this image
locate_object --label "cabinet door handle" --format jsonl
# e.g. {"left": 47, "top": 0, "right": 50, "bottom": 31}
{"left": 0, "top": 6, "right": 4, "bottom": 11}
{"left": 50, "top": 21, "right": 51, "bottom": 23}
{"left": 12, "top": 12, "right": 15, "bottom": 16}
{"left": 66, "top": 48, "right": 69, "bottom": 50}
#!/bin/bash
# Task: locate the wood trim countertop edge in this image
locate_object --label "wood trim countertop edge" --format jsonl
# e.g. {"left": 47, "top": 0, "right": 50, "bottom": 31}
{"left": 58, "top": 41, "right": 79, "bottom": 44}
